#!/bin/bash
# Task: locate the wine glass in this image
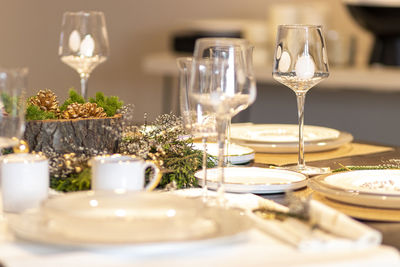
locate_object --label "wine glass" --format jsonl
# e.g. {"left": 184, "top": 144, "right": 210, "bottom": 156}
{"left": 272, "top": 25, "right": 329, "bottom": 175}
{"left": 0, "top": 68, "right": 27, "bottom": 148}
{"left": 194, "top": 38, "right": 253, "bottom": 166}
{"left": 190, "top": 38, "right": 257, "bottom": 204}
{"left": 177, "top": 57, "right": 216, "bottom": 201}
{"left": 58, "top": 11, "right": 110, "bottom": 99}
{"left": 0, "top": 68, "right": 27, "bottom": 221}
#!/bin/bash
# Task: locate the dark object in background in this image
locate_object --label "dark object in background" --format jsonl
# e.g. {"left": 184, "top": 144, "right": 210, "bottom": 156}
{"left": 172, "top": 31, "right": 242, "bottom": 53}
{"left": 346, "top": 2, "right": 400, "bottom": 66}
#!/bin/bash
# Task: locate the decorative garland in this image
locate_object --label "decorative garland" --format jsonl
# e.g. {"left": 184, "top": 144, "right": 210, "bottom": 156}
{"left": 49, "top": 113, "right": 215, "bottom": 192}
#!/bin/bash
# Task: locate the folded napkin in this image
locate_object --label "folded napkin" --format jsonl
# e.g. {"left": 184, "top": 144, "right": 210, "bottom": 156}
{"left": 173, "top": 188, "right": 382, "bottom": 252}
{"left": 249, "top": 198, "right": 381, "bottom": 251}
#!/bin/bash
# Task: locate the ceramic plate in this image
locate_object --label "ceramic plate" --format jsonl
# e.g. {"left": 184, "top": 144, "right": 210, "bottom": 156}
{"left": 195, "top": 167, "right": 307, "bottom": 194}
{"left": 230, "top": 124, "right": 353, "bottom": 153}
{"left": 8, "top": 191, "right": 251, "bottom": 247}
{"left": 192, "top": 143, "right": 255, "bottom": 164}
{"left": 231, "top": 124, "right": 341, "bottom": 143}
{"left": 309, "top": 170, "right": 400, "bottom": 209}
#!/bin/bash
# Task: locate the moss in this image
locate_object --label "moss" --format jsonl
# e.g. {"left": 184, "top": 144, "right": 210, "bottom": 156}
{"left": 60, "top": 88, "right": 85, "bottom": 111}
{"left": 89, "top": 92, "right": 123, "bottom": 117}
{"left": 1, "top": 92, "right": 18, "bottom": 115}
{"left": 25, "top": 105, "right": 57, "bottom": 121}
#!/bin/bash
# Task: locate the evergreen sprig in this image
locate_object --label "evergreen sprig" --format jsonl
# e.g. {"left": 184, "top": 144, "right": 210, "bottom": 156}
{"left": 50, "top": 167, "right": 91, "bottom": 192}
{"left": 119, "top": 113, "right": 216, "bottom": 189}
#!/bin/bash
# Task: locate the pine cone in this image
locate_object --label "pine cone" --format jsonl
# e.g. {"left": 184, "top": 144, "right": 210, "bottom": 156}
{"left": 62, "top": 102, "right": 107, "bottom": 119}
{"left": 29, "top": 89, "right": 60, "bottom": 115}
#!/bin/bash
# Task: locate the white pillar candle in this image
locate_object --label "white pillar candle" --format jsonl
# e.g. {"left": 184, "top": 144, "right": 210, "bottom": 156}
{"left": 1, "top": 153, "right": 49, "bottom": 213}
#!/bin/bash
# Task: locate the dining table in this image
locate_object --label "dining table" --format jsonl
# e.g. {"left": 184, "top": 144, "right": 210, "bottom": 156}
{"left": 1, "top": 140, "right": 400, "bottom": 266}
{"left": 253, "top": 141, "right": 400, "bottom": 250}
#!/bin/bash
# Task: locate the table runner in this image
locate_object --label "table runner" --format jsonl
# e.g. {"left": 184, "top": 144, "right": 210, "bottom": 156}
{"left": 254, "top": 143, "right": 393, "bottom": 166}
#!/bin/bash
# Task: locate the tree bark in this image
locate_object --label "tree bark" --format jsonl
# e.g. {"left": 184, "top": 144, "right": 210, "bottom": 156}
{"left": 24, "top": 115, "right": 122, "bottom": 155}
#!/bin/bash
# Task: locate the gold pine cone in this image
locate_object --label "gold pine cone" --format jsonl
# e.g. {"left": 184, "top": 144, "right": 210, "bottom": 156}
{"left": 62, "top": 102, "right": 107, "bottom": 119}
{"left": 29, "top": 89, "right": 60, "bottom": 115}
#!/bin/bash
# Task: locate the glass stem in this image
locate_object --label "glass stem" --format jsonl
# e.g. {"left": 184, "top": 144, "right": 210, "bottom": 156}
{"left": 201, "top": 136, "right": 208, "bottom": 202}
{"left": 216, "top": 117, "right": 227, "bottom": 205}
{"left": 225, "top": 118, "right": 231, "bottom": 166}
{"left": 80, "top": 73, "right": 90, "bottom": 100}
{"left": 296, "top": 92, "right": 306, "bottom": 169}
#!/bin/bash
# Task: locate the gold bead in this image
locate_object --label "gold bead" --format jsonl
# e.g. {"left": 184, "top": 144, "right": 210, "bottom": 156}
{"left": 12, "top": 139, "right": 29, "bottom": 153}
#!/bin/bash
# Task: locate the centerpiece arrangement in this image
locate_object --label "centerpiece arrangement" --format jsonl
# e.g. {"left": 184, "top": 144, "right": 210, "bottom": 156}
{"left": 22, "top": 89, "right": 214, "bottom": 192}
{"left": 25, "top": 89, "right": 123, "bottom": 154}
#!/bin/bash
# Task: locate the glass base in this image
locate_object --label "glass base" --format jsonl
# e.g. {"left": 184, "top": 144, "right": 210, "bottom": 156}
{"left": 274, "top": 164, "right": 331, "bottom": 176}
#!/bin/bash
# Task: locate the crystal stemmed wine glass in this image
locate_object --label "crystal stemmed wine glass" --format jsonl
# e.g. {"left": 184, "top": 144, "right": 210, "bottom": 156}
{"left": 0, "top": 68, "right": 27, "bottom": 148}
{"left": 177, "top": 57, "right": 216, "bottom": 201}
{"left": 201, "top": 38, "right": 253, "bottom": 167}
{"left": 190, "top": 38, "right": 257, "bottom": 204}
{"left": 58, "top": 11, "right": 110, "bottom": 99}
{"left": 0, "top": 68, "right": 27, "bottom": 221}
{"left": 273, "top": 25, "right": 329, "bottom": 175}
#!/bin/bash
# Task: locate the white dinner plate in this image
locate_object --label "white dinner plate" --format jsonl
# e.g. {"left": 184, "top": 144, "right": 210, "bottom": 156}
{"left": 231, "top": 124, "right": 341, "bottom": 143}
{"left": 8, "top": 191, "right": 251, "bottom": 248}
{"left": 231, "top": 124, "right": 353, "bottom": 153}
{"left": 309, "top": 170, "right": 400, "bottom": 209}
{"left": 192, "top": 143, "right": 255, "bottom": 164}
{"left": 195, "top": 167, "right": 307, "bottom": 194}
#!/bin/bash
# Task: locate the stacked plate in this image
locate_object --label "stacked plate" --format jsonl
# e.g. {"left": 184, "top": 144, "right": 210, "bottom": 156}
{"left": 192, "top": 142, "right": 255, "bottom": 165}
{"left": 8, "top": 191, "right": 250, "bottom": 248}
{"left": 195, "top": 167, "right": 307, "bottom": 194}
{"left": 309, "top": 170, "right": 400, "bottom": 209}
{"left": 230, "top": 123, "right": 353, "bottom": 153}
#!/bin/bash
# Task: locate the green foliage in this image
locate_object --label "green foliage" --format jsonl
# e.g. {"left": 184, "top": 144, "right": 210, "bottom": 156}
{"left": 25, "top": 105, "right": 57, "bottom": 121}
{"left": 50, "top": 167, "right": 91, "bottom": 192}
{"left": 1, "top": 147, "right": 13, "bottom": 155}
{"left": 89, "top": 92, "right": 123, "bottom": 117}
{"left": 1, "top": 92, "right": 18, "bottom": 115}
{"left": 48, "top": 114, "right": 215, "bottom": 192}
{"left": 159, "top": 145, "right": 215, "bottom": 188}
{"left": 60, "top": 88, "right": 85, "bottom": 111}
{"left": 26, "top": 88, "right": 123, "bottom": 120}
{"left": 119, "top": 114, "right": 216, "bottom": 189}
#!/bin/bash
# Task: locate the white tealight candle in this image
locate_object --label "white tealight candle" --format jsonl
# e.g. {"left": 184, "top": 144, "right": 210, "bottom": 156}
{"left": 1, "top": 153, "right": 49, "bottom": 213}
{"left": 278, "top": 51, "right": 291, "bottom": 72}
{"left": 68, "top": 30, "right": 81, "bottom": 52}
{"left": 80, "top": 34, "right": 95, "bottom": 57}
{"left": 295, "top": 54, "right": 315, "bottom": 79}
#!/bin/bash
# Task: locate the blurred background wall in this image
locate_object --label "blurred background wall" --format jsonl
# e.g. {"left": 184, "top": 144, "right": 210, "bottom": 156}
{"left": 4, "top": 0, "right": 399, "bottom": 145}
{"left": 0, "top": 0, "right": 370, "bottom": 120}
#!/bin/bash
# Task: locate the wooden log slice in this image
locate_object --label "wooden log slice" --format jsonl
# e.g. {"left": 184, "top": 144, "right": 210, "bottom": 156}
{"left": 24, "top": 114, "right": 122, "bottom": 154}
